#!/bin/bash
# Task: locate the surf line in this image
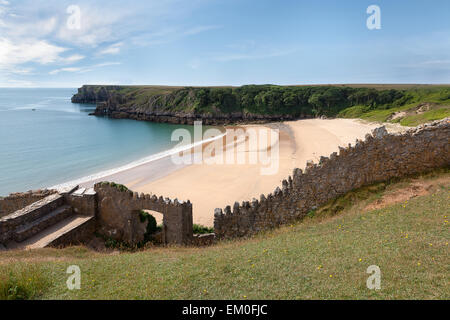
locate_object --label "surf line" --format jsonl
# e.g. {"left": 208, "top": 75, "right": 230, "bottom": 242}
{"left": 50, "top": 132, "right": 226, "bottom": 191}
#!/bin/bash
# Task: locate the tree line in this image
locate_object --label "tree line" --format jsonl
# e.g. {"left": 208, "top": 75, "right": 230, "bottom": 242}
{"left": 161, "top": 85, "right": 408, "bottom": 117}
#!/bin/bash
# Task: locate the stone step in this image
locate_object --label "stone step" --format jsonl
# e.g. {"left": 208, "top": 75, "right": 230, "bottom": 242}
{"left": 72, "top": 187, "right": 86, "bottom": 197}
{"left": 0, "top": 193, "right": 65, "bottom": 230}
{"left": 13, "top": 205, "right": 73, "bottom": 242}
{"left": 56, "top": 185, "right": 79, "bottom": 195}
{"left": 6, "top": 215, "right": 94, "bottom": 250}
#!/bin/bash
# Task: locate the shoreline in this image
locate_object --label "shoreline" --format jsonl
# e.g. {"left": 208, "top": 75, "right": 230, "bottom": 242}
{"left": 48, "top": 118, "right": 408, "bottom": 227}
{"left": 50, "top": 131, "right": 226, "bottom": 191}
{"left": 101, "top": 118, "right": 405, "bottom": 227}
{"left": 0, "top": 117, "right": 409, "bottom": 227}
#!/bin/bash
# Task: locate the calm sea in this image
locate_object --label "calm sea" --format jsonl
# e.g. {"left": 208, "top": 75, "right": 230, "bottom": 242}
{"left": 0, "top": 88, "right": 203, "bottom": 196}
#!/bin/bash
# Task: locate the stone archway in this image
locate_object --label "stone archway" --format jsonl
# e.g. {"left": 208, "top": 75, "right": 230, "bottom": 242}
{"left": 94, "top": 183, "right": 193, "bottom": 246}
{"left": 137, "top": 209, "right": 164, "bottom": 244}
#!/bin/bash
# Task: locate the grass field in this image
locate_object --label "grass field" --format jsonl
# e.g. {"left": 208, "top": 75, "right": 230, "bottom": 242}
{"left": 338, "top": 86, "right": 450, "bottom": 125}
{"left": 1, "top": 170, "right": 449, "bottom": 300}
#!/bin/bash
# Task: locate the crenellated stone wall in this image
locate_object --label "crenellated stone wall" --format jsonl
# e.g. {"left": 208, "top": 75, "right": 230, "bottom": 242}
{"left": 214, "top": 118, "right": 450, "bottom": 239}
{"left": 0, "top": 189, "right": 57, "bottom": 218}
{"left": 94, "top": 183, "right": 193, "bottom": 245}
{"left": 0, "top": 183, "right": 194, "bottom": 249}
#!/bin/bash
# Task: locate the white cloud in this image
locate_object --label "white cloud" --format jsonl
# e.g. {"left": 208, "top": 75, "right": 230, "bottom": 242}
{"left": 49, "top": 62, "right": 121, "bottom": 75}
{"left": 98, "top": 42, "right": 123, "bottom": 55}
{"left": 130, "top": 25, "right": 221, "bottom": 48}
{"left": 63, "top": 54, "right": 85, "bottom": 63}
{"left": 213, "top": 48, "right": 298, "bottom": 62}
{"left": 8, "top": 67, "right": 34, "bottom": 75}
{"left": 183, "top": 25, "right": 220, "bottom": 36}
{"left": 2, "top": 16, "right": 59, "bottom": 38}
{"left": 421, "top": 59, "right": 450, "bottom": 65}
{"left": 0, "top": 37, "right": 67, "bottom": 68}
{"left": 398, "top": 59, "right": 450, "bottom": 71}
{"left": 0, "top": 79, "right": 35, "bottom": 88}
{"left": 0, "top": 37, "right": 85, "bottom": 77}
{"left": 56, "top": 4, "right": 132, "bottom": 47}
{"left": 49, "top": 67, "right": 80, "bottom": 75}
{"left": 0, "top": 0, "right": 215, "bottom": 85}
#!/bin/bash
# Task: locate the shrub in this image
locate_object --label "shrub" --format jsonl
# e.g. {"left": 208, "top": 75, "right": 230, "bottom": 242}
{"left": 138, "top": 211, "right": 160, "bottom": 242}
{"left": 193, "top": 224, "right": 214, "bottom": 234}
{"left": 99, "top": 181, "right": 129, "bottom": 192}
{"left": 110, "top": 182, "right": 129, "bottom": 192}
{"left": 306, "top": 210, "right": 316, "bottom": 218}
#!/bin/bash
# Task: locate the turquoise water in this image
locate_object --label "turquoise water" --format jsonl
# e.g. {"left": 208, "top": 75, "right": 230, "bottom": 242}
{"left": 0, "top": 88, "right": 200, "bottom": 196}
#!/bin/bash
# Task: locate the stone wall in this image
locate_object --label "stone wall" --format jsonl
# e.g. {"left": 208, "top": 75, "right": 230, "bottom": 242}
{"left": 0, "top": 189, "right": 56, "bottom": 218}
{"left": 64, "top": 188, "right": 97, "bottom": 216}
{"left": 48, "top": 216, "right": 96, "bottom": 248}
{"left": 0, "top": 193, "right": 64, "bottom": 243}
{"left": 214, "top": 118, "right": 450, "bottom": 239}
{"left": 192, "top": 233, "right": 216, "bottom": 246}
{"left": 94, "top": 183, "right": 193, "bottom": 245}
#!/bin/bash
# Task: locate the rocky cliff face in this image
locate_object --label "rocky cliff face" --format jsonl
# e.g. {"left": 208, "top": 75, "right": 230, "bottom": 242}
{"left": 93, "top": 102, "right": 296, "bottom": 125}
{"left": 71, "top": 85, "right": 124, "bottom": 104}
{"left": 72, "top": 85, "right": 299, "bottom": 125}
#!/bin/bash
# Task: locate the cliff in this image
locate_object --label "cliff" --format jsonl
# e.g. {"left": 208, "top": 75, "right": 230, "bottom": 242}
{"left": 71, "top": 85, "right": 124, "bottom": 104}
{"left": 71, "top": 84, "right": 450, "bottom": 125}
{"left": 72, "top": 85, "right": 299, "bottom": 125}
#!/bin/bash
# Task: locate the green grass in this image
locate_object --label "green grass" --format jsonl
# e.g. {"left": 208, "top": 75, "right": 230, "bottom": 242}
{"left": 399, "top": 107, "right": 450, "bottom": 126}
{"left": 0, "top": 264, "right": 50, "bottom": 300}
{"left": 338, "top": 87, "right": 450, "bottom": 125}
{"left": 1, "top": 172, "right": 448, "bottom": 300}
{"left": 82, "top": 84, "right": 450, "bottom": 126}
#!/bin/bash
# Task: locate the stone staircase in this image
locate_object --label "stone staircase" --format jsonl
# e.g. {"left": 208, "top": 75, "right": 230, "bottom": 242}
{"left": 0, "top": 187, "right": 95, "bottom": 250}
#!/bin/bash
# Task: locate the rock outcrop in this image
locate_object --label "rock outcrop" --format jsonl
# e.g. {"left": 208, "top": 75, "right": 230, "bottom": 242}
{"left": 71, "top": 85, "right": 123, "bottom": 104}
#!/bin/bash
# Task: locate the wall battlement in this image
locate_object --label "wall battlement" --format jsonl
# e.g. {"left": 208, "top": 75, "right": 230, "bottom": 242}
{"left": 0, "top": 189, "right": 57, "bottom": 218}
{"left": 214, "top": 118, "right": 450, "bottom": 239}
{"left": 0, "top": 183, "right": 194, "bottom": 249}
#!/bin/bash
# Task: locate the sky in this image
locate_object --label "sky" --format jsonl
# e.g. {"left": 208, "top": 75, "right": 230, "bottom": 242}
{"left": 0, "top": 0, "right": 449, "bottom": 87}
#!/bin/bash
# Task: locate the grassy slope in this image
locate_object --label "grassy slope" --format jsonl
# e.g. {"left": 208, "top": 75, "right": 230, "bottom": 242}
{"left": 338, "top": 86, "right": 450, "bottom": 125}
{"left": 1, "top": 170, "right": 448, "bottom": 300}
{"left": 81, "top": 84, "right": 450, "bottom": 125}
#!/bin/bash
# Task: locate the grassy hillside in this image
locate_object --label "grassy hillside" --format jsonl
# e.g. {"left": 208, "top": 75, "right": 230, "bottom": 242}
{"left": 76, "top": 84, "right": 450, "bottom": 125}
{"left": 1, "top": 169, "right": 448, "bottom": 300}
{"left": 338, "top": 86, "right": 450, "bottom": 126}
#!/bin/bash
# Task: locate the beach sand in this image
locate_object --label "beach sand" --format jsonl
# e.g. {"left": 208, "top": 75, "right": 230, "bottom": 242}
{"left": 79, "top": 118, "right": 407, "bottom": 226}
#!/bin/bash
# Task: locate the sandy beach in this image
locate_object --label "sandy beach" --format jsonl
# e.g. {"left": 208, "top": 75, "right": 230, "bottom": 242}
{"left": 78, "top": 118, "right": 407, "bottom": 226}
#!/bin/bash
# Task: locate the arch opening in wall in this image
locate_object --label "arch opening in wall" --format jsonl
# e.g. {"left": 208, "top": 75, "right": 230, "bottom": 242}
{"left": 137, "top": 209, "right": 165, "bottom": 244}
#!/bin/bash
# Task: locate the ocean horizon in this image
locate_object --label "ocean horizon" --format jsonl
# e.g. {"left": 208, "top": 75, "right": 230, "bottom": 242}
{"left": 0, "top": 88, "right": 206, "bottom": 196}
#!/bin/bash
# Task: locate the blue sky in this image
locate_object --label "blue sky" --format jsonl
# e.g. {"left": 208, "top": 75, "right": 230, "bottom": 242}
{"left": 0, "top": 0, "right": 449, "bottom": 87}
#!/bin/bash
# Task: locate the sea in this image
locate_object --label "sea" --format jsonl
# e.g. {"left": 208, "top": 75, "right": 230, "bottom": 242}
{"left": 0, "top": 88, "right": 216, "bottom": 196}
